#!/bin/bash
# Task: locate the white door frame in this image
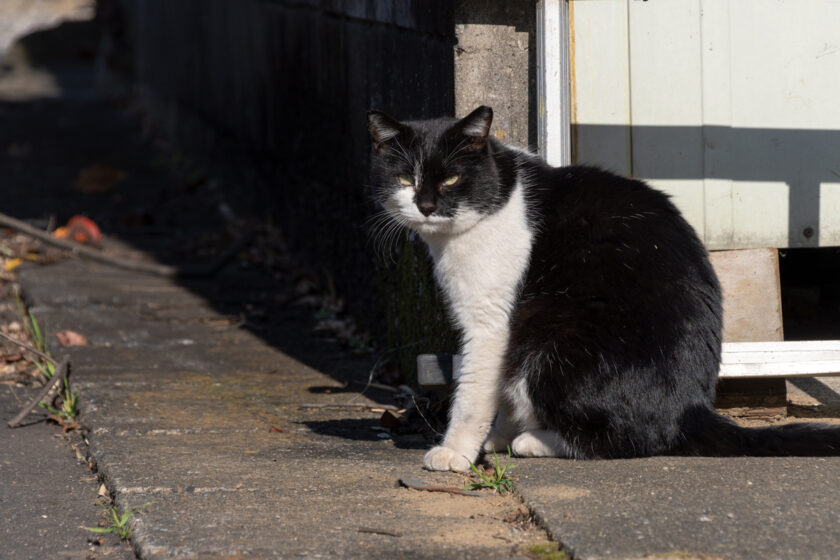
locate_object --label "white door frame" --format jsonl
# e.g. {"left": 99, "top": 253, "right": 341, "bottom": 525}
{"left": 536, "top": 0, "right": 572, "bottom": 167}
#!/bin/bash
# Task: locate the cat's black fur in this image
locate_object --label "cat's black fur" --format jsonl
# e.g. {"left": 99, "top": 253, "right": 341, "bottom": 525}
{"left": 368, "top": 106, "right": 840, "bottom": 459}
{"left": 508, "top": 165, "right": 840, "bottom": 457}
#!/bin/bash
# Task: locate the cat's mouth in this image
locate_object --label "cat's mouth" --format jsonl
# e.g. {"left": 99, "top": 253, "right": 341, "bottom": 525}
{"left": 384, "top": 199, "right": 451, "bottom": 227}
{"left": 403, "top": 214, "right": 454, "bottom": 234}
{"left": 401, "top": 210, "right": 487, "bottom": 238}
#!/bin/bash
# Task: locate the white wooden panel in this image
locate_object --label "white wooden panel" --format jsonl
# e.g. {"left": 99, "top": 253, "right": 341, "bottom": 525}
{"left": 728, "top": 2, "right": 840, "bottom": 130}
{"left": 699, "top": 0, "right": 734, "bottom": 247}
{"left": 628, "top": 1, "right": 706, "bottom": 238}
{"left": 720, "top": 341, "right": 840, "bottom": 379}
{"left": 730, "top": 182, "right": 790, "bottom": 248}
{"left": 568, "top": 0, "right": 840, "bottom": 249}
{"left": 569, "top": 0, "right": 631, "bottom": 175}
{"left": 724, "top": 341, "right": 840, "bottom": 353}
{"left": 627, "top": 1, "right": 702, "bottom": 127}
{"left": 720, "top": 363, "right": 840, "bottom": 378}
{"left": 820, "top": 183, "right": 840, "bottom": 242}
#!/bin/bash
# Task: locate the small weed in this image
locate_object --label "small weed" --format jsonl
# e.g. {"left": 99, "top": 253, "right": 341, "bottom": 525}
{"left": 28, "top": 310, "right": 45, "bottom": 353}
{"left": 40, "top": 377, "right": 78, "bottom": 421}
{"left": 15, "top": 301, "right": 56, "bottom": 378}
{"left": 465, "top": 447, "right": 516, "bottom": 493}
{"left": 16, "top": 305, "right": 78, "bottom": 422}
{"left": 86, "top": 502, "right": 152, "bottom": 541}
{"left": 347, "top": 332, "right": 373, "bottom": 355}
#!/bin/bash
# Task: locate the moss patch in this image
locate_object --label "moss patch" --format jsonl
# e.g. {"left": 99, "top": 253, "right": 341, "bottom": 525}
{"left": 526, "top": 541, "right": 568, "bottom": 560}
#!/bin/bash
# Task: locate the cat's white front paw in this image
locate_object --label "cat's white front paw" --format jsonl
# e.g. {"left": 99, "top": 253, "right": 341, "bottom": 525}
{"left": 423, "top": 445, "right": 473, "bottom": 472}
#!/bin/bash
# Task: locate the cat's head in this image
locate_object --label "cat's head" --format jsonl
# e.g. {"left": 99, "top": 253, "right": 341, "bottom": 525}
{"left": 367, "top": 106, "right": 508, "bottom": 236}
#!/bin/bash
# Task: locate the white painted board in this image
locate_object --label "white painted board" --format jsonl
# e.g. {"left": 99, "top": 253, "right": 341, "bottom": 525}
{"left": 569, "top": 0, "right": 840, "bottom": 249}
{"left": 720, "top": 341, "right": 840, "bottom": 378}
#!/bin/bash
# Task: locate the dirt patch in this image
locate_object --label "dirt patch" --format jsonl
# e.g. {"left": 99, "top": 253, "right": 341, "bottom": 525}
{"left": 399, "top": 484, "right": 549, "bottom": 551}
{"left": 522, "top": 483, "right": 590, "bottom": 502}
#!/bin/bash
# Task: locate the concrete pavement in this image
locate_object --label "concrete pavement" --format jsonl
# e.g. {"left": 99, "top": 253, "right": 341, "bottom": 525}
{"left": 18, "top": 259, "right": 552, "bottom": 559}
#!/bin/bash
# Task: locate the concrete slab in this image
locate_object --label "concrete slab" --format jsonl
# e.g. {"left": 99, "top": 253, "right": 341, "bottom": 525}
{"left": 116, "top": 486, "right": 529, "bottom": 560}
{"left": 517, "top": 456, "right": 840, "bottom": 560}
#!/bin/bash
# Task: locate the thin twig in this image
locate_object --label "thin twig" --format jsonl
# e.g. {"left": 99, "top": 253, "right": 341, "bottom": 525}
{"left": 411, "top": 394, "right": 442, "bottom": 437}
{"left": 7, "top": 385, "right": 22, "bottom": 406}
{"left": 358, "top": 527, "right": 402, "bottom": 537}
{"left": 0, "top": 330, "right": 58, "bottom": 367}
{"left": 8, "top": 356, "right": 69, "bottom": 428}
{"left": 398, "top": 477, "right": 483, "bottom": 497}
{"left": 352, "top": 381, "right": 399, "bottom": 393}
{"left": 298, "top": 403, "right": 400, "bottom": 412}
{"left": 346, "top": 340, "right": 424, "bottom": 404}
{"left": 0, "top": 211, "right": 255, "bottom": 278}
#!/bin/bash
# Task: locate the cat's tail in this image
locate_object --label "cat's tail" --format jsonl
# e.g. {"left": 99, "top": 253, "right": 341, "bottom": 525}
{"left": 675, "top": 405, "right": 840, "bottom": 457}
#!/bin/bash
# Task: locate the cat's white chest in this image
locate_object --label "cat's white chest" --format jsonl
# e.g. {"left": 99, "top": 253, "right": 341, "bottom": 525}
{"left": 422, "top": 184, "right": 533, "bottom": 336}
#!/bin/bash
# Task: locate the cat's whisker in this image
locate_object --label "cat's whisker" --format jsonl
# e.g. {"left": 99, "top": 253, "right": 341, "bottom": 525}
{"left": 372, "top": 217, "right": 395, "bottom": 256}
{"left": 382, "top": 219, "right": 410, "bottom": 263}
{"left": 366, "top": 210, "right": 410, "bottom": 264}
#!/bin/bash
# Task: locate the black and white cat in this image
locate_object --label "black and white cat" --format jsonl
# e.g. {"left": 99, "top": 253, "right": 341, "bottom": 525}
{"left": 368, "top": 105, "right": 840, "bottom": 472}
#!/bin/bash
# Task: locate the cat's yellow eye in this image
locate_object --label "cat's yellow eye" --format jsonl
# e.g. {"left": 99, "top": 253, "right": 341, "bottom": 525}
{"left": 442, "top": 175, "right": 459, "bottom": 187}
{"left": 397, "top": 174, "right": 414, "bottom": 186}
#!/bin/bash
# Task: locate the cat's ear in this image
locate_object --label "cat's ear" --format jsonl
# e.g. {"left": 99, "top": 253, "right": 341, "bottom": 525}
{"left": 452, "top": 105, "right": 493, "bottom": 150}
{"left": 368, "top": 110, "right": 406, "bottom": 155}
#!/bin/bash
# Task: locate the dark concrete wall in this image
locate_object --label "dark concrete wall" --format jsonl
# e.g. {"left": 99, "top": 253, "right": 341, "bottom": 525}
{"left": 109, "top": 0, "right": 460, "bottom": 377}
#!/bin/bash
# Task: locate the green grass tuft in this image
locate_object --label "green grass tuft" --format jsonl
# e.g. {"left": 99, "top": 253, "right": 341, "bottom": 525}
{"left": 465, "top": 447, "right": 517, "bottom": 493}
{"left": 86, "top": 502, "right": 153, "bottom": 541}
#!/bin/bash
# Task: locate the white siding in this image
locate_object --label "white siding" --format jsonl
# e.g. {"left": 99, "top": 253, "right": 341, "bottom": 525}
{"left": 570, "top": 0, "right": 840, "bottom": 249}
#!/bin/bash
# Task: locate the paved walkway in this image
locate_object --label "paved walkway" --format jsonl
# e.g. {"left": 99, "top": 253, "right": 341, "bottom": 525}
{"left": 19, "top": 259, "right": 552, "bottom": 559}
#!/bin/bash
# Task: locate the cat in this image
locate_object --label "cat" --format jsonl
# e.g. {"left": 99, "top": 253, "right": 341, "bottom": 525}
{"left": 367, "top": 105, "right": 840, "bottom": 472}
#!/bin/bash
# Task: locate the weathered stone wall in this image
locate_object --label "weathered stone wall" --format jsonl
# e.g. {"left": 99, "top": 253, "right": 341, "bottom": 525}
{"left": 455, "top": 0, "right": 536, "bottom": 149}
{"left": 108, "top": 0, "right": 458, "bottom": 380}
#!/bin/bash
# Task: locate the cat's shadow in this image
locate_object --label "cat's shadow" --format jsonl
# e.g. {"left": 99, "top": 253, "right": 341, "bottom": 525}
{"left": 302, "top": 418, "right": 429, "bottom": 450}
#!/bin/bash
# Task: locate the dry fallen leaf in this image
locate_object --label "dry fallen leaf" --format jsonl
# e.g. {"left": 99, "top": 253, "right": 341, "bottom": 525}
{"left": 56, "top": 330, "right": 89, "bottom": 347}
{"left": 53, "top": 216, "right": 102, "bottom": 244}
{"left": 3, "top": 257, "right": 22, "bottom": 272}
{"left": 46, "top": 414, "right": 79, "bottom": 433}
{"left": 74, "top": 163, "right": 126, "bottom": 194}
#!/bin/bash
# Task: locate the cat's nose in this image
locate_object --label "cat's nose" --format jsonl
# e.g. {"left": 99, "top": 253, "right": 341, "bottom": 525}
{"left": 417, "top": 200, "right": 437, "bottom": 216}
